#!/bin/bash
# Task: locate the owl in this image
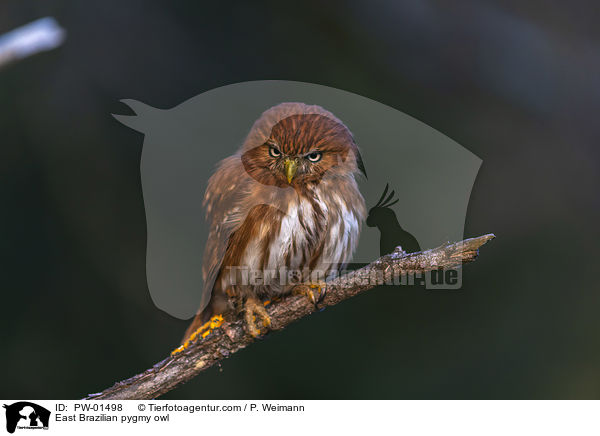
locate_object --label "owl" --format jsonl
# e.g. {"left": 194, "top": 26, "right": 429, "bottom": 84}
{"left": 183, "top": 102, "right": 366, "bottom": 341}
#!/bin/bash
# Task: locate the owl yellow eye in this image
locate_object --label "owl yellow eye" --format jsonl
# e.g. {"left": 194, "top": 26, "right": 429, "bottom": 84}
{"left": 269, "top": 146, "right": 281, "bottom": 158}
{"left": 306, "top": 151, "right": 322, "bottom": 162}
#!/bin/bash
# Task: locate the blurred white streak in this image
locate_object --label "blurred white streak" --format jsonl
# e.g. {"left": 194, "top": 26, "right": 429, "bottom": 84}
{"left": 0, "top": 17, "right": 66, "bottom": 69}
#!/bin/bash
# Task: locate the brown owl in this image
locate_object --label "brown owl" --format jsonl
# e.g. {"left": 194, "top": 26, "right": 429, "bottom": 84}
{"left": 183, "top": 102, "right": 366, "bottom": 341}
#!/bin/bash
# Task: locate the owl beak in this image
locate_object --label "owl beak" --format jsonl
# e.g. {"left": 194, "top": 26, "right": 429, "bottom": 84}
{"left": 284, "top": 158, "right": 298, "bottom": 183}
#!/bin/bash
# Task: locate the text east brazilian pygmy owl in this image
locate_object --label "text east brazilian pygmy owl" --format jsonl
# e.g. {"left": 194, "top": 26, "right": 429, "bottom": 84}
{"left": 183, "top": 102, "right": 366, "bottom": 341}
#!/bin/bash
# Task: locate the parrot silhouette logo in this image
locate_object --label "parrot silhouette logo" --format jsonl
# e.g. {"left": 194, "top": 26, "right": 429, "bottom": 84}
{"left": 367, "top": 183, "right": 421, "bottom": 256}
{"left": 113, "top": 80, "right": 481, "bottom": 319}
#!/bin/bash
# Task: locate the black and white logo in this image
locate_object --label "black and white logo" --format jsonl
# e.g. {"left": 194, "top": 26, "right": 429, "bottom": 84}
{"left": 3, "top": 402, "right": 50, "bottom": 434}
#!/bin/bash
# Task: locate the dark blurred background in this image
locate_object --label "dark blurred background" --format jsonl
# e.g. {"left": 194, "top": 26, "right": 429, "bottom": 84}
{"left": 1, "top": 0, "right": 599, "bottom": 399}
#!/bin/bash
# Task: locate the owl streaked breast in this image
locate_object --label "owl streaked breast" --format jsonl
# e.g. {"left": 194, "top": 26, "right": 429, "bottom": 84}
{"left": 236, "top": 179, "right": 364, "bottom": 293}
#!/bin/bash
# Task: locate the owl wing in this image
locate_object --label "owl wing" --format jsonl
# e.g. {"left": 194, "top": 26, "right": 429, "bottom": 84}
{"left": 197, "top": 154, "right": 250, "bottom": 312}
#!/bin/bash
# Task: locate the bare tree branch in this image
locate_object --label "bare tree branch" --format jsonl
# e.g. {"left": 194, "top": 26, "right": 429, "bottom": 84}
{"left": 84, "top": 234, "right": 495, "bottom": 400}
{"left": 0, "top": 18, "right": 65, "bottom": 70}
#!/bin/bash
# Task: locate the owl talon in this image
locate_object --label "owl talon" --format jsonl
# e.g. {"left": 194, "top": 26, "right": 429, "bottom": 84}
{"left": 244, "top": 297, "right": 271, "bottom": 337}
{"left": 294, "top": 282, "right": 326, "bottom": 310}
{"left": 313, "top": 283, "right": 327, "bottom": 306}
{"left": 294, "top": 286, "right": 316, "bottom": 306}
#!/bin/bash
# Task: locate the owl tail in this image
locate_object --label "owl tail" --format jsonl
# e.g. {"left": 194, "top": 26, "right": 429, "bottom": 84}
{"left": 181, "top": 309, "right": 213, "bottom": 344}
{"left": 181, "top": 288, "right": 231, "bottom": 345}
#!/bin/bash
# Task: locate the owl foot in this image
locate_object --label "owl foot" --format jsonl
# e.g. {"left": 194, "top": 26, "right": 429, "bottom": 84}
{"left": 293, "top": 282, "right": 327, "bottom": 310}
{"left": 244, "top": 296, "right": 271, "bottom": 337}
{"left": 171, "top": 314, "right": 225, "bottom": 355}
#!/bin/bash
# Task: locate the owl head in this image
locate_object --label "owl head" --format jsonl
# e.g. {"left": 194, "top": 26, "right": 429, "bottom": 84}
{"left": 241, "top": 103, "right": 366, "bottom": 188}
